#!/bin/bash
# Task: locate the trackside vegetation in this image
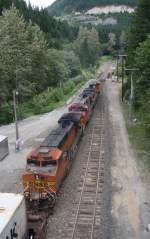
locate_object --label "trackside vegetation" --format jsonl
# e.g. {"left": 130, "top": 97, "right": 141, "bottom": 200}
{"left": 124, "top": 0, "right": 150, "bottom": 170}
{"left": 4, "top": 70, "right": 94, "bottom": 122}
{"left": 0, "top": 0, "right": 135, "bottom": 125}
{"left": 0, "top": 3, "right": 101, "bottom": 125}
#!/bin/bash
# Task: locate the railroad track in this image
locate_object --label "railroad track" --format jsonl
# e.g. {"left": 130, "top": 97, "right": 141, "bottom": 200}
{"left": 63, "top": 96, "right": 106, "bottom": 239}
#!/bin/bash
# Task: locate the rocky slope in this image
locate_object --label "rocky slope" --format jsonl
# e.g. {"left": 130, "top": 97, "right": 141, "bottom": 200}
{"left": 48, "top": 0, "right": 138, "bottom": 16}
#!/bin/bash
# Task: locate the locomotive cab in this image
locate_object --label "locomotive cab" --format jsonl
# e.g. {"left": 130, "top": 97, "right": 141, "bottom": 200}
{"left": 23, "top": 148, "right": 63, "bottom": 204}
{"left": 89, "top": 80, "right": 101, "bottom": 94}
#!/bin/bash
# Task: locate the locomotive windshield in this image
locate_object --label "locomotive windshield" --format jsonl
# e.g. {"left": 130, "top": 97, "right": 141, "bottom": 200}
{"left": 27, "top": 159, "right": 57, "bottom": 173}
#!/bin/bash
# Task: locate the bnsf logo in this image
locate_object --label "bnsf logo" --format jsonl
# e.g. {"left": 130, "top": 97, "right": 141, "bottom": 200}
{"left": 6, "top": 222, "right": 18, "bottom": 239}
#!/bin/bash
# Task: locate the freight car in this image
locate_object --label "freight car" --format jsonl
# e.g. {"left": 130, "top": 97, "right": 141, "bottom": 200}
{"left": 0, "top": 193, "right": 27, "bottom": 239}
{"left": 23, "top": 112, "right": 83, "bottom": 207}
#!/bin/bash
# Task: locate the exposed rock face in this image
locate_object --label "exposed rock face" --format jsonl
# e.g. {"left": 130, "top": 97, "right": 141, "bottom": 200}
{"left": 86, "top": 5, "right": 135, "bottom": 15}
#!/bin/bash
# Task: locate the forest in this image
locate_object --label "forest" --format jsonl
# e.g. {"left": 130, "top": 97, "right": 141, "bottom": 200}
{"left": 48, "top": 0, "right": 138, "bottom": 16}
{"left": 0, "top": 0, "right": 143, "bottom": 126}
{"left": 0, "top": 0, "right": 102, "bottom": 124}
{"left": 0, "top": 0, "right": 78, "bottom": 48}
{"left": 125, "top": 0, "right": 150, "bottom": 125}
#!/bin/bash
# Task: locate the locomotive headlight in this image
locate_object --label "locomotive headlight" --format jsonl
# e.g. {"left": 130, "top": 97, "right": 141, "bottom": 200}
{"left": 42, "top": 192, "right": 47, "bottom": 198}
{"left": 25, "top": 192, "right": 30, "bottom": 198}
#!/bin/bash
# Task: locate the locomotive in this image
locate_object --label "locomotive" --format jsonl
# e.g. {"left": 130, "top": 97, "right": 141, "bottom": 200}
{"left": 22, "top": 79, "right": 101, "bottom": 208}
{"left": 23, "top": 112, "right": 83, "bottom": 207}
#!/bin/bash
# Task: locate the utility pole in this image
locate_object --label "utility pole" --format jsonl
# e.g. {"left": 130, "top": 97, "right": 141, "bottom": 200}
{"left": 125, "top": 68, "right": 139, "bottom": 122}
{"left": 13, "top": 68, "right": 21, "bottom": 151}
{"left": 116, "top": 55, "right": 119, "bottom": 82}
{"left": 117, "top": 54, "right": 127, "bottom": 101}
{"left": 13, "top": 90, "right": 20, "bottom": 151}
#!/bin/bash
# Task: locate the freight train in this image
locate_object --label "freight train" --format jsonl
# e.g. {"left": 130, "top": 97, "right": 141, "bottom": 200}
{"left": 22, "top": 78, "right": 101, "bottom": 238}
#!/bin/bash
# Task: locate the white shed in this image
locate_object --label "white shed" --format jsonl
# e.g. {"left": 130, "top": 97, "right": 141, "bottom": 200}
{"left": 0, "top": 193, "right": 27, "bottom": 239}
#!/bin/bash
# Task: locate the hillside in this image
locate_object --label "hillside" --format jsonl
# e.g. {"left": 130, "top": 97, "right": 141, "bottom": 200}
{"left": 48, "top": 0, "right": 138, "bottom": 16}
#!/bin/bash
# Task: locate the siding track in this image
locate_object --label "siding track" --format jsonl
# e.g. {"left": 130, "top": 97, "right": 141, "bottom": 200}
{"left": 64, "top": 96, "right": 106, "bottom": 239}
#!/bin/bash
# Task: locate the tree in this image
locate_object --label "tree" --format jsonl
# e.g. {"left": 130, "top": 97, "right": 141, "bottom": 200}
{"left": 61, "top": 50, "right": 81, "bottom": 77}
{"left": 126, "top": 0, "right": 150, "bottom": 64}
{"left": 74, "top": 27, "right": 100, "bottom": 67}
{"left": 0, "top": 6, "right": 49, "bottom": 101}
{"left": 107, "top": 32, "right": 117, "bottom": 55}
{"left": 133, "top": 35, "right": 150, "bottom": 122}
{"left": 119, "top": 31, "right": 126, "bottom": 53}
{"left": 46, "top": 49, "right": 70, "bottom": 87}
{"left": 0, "top": 5, "right": 32, "bottom": 103}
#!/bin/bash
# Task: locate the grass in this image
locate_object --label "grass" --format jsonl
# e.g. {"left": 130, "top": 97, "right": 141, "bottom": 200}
{"left": 98, "top": 55, "right": 113, "bottom": 65}
{"left": 19, "top": 76, "right": 86, "bottom": 119}
{"left": 0, "top": 56, "right": 112, "bottom": 125}
{"left": 19, "top": 56, "right": 109, "bottom": 119}
{"left": 123, "top": 103, "right": 150, "bottom": 177}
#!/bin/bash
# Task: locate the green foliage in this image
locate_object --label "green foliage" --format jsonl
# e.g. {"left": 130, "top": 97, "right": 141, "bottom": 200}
{"left": 125, "top": 0, "right": 150, "bottom": 126}
{"left": 126, "top": 0, "right": 150, "bottom": 64}
{"left": 0, "top": 6, "right": 81, "bottom": 124}
{"left": 61, "top": 50, "right": 81, "bottom": 77}
{"left": 0, "top": 0, "right": 78, "bottom": 48}
{"left": 0, "top": 6, "right": 48, "bottom": 103}
{"left": 18, "top": 75, "right": 87, "bottom": 119}
{"left": 96, "top": 12, "right": 132, "bottom": 55}
{"left": 133, "top": 36, "right": 150, "bottom": 123}
{"left": 74, "top": 27, "right": 101, "bottom": 67}
{"left": 123, "top": 0, "right": 150, "bottom": 174}
{"left": 48, "top": 0, "right": 138, "bottom": 16}
{"left": 124, "top": 107, "right": 150, "bottom": 172}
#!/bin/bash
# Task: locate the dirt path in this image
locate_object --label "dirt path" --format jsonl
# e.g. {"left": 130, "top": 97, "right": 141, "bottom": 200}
{"left": 105, "top": 79, "right": 150, "bottom": 239}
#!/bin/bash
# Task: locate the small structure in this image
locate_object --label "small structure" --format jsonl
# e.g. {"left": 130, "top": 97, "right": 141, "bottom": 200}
{"left": 0, "top": 193, "right": 27, "bottom": 239}
{"left": 0, "top": 135, "right": 9, "bottom": 161}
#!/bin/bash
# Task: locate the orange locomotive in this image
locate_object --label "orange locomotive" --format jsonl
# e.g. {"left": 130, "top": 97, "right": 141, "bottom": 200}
{"left": 23, "top": 112, "right": 84, "bottom": 207}
{"left": 89, "top": 79, "right": 101, "bottom": 94}
{"left": 68, "top": 103, "right": 91, "bottom": 126}
{"left": 80, "top": 87, "right": 98, "bottom": 109}
{"left": 22, "top": 80, "right": 101, "bottom": 209}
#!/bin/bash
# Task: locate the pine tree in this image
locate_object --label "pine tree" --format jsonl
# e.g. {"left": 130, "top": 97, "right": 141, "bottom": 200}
{"left": 0, "top": 6, "right": 48, "bottom": 102}
{"left": 126, "top": 0, "right": 150, "bottom": 64}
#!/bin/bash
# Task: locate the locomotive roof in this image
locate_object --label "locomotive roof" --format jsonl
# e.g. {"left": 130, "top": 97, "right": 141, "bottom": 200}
{"left": 81, "top": 91, "right": 94, "bottom": 98}
{"left": 74, "top": 96, "right": 90, "bottom": 104}
{"left": 89, "top": 79, "right": 98, "bottom": 85}
{"left": 69, "top": 103, "right": 88, "bottom": 109}
{"left": 58, "top": 112, "right": 81, "bottom": 124}
{"left": 83, "top": 88, "right": 95, "bottom": 92}
{"left": 40, "top": 123, "right": 74, "bottom": 148}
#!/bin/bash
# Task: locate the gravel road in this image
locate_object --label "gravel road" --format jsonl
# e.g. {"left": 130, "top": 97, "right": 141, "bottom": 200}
{"left": 105, "top": 78, "right": 150, "bottom": 239}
